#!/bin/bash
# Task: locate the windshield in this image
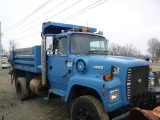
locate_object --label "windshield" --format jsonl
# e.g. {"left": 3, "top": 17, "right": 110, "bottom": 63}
{"left": 70, "top": 33, "right": 108, "bottom": 55}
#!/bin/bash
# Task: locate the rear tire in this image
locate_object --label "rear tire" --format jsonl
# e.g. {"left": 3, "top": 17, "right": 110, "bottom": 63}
{"left": 71, "top": 95, "right": 109, "bottom": 120}
{"left": 16, "top": 77, "right": 29, "bottom": 101}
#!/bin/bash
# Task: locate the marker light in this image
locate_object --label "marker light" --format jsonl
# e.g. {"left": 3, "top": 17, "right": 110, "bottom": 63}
{"left": 102, "top": 90, "right": 105, "bottom": 96}
{"left": 103, "top": 74, "right": 111, "bottom": 81}
{"left": 82, "top": 28, "right": 87, "bottom": 32}
{"left": 150, "top": 67, "right": 152, "bottom": 71}
{"left": 73, "top": 26, "right": 79, "bottom": 31}
{"left": 98, "top": 31, "right": 103, "bottom": 35}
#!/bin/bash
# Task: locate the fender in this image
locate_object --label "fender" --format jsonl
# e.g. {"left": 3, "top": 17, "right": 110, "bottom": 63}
{"left": 64, "top": 75, "right": 105, "bottom": 102}
{"left": 64, "top": 75, "right": 123, "bottom": 112}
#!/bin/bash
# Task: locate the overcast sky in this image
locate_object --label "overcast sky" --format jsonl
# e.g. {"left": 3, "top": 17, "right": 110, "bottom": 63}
{"left": 0, "top": 0, "right": 160, "bottom": 55}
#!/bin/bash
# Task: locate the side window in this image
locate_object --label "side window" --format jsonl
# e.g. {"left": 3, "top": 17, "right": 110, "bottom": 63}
{"left": 59, "top": 38, "right": 67, "bottom": 54}
{"left": 53, "top": 38, "right": 67, "bottom": 54}
{"left": 53, "top": 39, "right": 59, "bottom": 51}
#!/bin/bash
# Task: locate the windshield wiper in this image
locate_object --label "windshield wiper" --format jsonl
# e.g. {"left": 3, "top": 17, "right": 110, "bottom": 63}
{"left": 87, "top": 50, "right": 109, "bottom": 55}
{"left": 102, "top": 51, "right": 109, "bottom": 54}
{"left": 87, "top": 50, "right": 100, "bottom": 55}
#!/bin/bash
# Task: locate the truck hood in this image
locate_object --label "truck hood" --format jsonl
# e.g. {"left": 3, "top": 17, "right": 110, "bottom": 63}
{"left": 74, "top": 55, "right": 149, "bottom": 68}
{"left": 73, "top": 55, "right": 149, "bottom": 75}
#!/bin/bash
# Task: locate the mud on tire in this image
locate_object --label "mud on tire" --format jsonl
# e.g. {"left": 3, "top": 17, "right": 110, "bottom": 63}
{"left": 16, "top": 77, "right": 29, "bottom": 101}
{"left": 71, "top": 95, "right": 109, "bottom": 120}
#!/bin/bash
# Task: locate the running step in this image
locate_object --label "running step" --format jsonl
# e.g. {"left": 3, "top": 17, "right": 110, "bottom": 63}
{"left": 44, "top": 88, "right": 66, "bottom": 101}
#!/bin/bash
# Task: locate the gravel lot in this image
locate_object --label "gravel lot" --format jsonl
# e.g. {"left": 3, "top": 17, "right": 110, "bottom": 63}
{"left": 0, "top": 64, "right": 160, "bottom": 120}
{"left": 0, "top": 69, "right": 70, "bottom": 120}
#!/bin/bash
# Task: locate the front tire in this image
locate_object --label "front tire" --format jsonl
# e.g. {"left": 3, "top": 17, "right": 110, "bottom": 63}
{"left": 71, "top": 95, "right": 109, "bottom": 120}
{"left": 16, "top": 77, "right": 29, "bottom": 101}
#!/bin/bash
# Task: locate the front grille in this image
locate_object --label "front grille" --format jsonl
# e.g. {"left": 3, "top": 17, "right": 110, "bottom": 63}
{"left": 126, "top": 66, "right": 150, "bottom": 99}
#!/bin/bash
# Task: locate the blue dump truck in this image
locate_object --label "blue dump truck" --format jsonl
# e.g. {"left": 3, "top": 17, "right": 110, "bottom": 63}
{"left": 9, "top": 22, "right": 158, "bottom": 120}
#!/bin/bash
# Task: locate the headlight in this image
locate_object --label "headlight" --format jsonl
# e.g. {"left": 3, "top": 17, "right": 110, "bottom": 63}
{"left": 151, "top": 78, "right": 155, "bottom": 86}
{"left": 110, "top": 90, "right": 119, "bottom": 102}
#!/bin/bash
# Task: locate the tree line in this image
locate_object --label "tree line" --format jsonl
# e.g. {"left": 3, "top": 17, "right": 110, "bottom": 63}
{"left": 109, "top": 43, "right": 143, "bottom": 58}
{"left": 109, "top": 38, "right": 160, "bottom": 59}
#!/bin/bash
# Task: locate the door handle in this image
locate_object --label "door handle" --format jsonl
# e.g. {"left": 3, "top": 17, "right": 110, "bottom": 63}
{"left": 62, "top": 69, "right": 71, "bottom": 78}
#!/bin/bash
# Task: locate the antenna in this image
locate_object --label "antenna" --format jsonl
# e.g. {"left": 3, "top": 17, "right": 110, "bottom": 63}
{"left": 87, "top": 21, "right": 88, "bottom": 32}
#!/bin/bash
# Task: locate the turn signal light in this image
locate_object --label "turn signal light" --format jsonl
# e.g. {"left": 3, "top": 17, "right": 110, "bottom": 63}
{"left": 102, "top": 90, "right": 105, "bottom": 96}
{"left": 103, "top": 74, "right": 111, "bottom": 81}
{"left": 150, "top": 67, "right": 152, "bottom": 71}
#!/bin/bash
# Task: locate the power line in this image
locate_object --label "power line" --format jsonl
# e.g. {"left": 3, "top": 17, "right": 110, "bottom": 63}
{"left": 60, "top": 0, "right": 107, "bottom": 23}
{"left": 2, "top": 31, "right": 40, "bottom": 43}
{"left": 4, "top": 0, "right": 53, "bottom": 33}
{"left": 15, "top": 30, "right": 41, "bottom": 41}
{"left": 5, "top": 0, "right": 82, "bottom": 37}
{"left": 6, "top": 0, "right": 68, "bottom": 36}
{"left": 4, "top": 0, "right": 107, "bottom": 41}
{"left": 45, "top": 0, "right": 82, "bottom": 21}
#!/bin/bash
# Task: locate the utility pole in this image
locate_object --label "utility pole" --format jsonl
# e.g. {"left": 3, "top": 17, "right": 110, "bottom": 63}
{"left": 0, "top": 22, "right": 2, "bottom": 57}
{"left": 0, "top": 22, "right": 2, "bottom": 67}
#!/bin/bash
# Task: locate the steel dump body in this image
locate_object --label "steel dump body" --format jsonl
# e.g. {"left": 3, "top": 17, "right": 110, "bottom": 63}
{"left": 11, "top": 46, "right": 41, "bottom": 73}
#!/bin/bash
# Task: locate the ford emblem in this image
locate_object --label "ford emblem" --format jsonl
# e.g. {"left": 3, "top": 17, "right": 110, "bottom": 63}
{"left": 138, "top": 79, "right": 142, "bottom": 83}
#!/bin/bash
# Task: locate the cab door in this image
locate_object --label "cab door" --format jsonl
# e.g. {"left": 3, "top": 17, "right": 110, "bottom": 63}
{"left": 47, "top": 37, "right": 72, "bottom": 90}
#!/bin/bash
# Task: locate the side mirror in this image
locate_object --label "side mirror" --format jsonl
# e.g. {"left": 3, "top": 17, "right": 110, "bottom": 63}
{"left": 45, "top": 36, "right": 53, "bottom": 55}
{"left": 45, "top": 36, "right": 53, "bottom": 50}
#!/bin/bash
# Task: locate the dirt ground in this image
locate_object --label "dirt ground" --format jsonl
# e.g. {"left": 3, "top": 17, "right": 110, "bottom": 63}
{"left": 0, "top": 69, "right": 70, "bottom": 120}
{"left": 1, "top": 67, "right": 160, "bottom": 120}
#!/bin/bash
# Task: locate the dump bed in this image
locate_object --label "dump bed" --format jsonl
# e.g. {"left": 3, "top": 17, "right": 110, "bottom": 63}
{"left": 10, "top": 46, "right": 41, "bottom": 73}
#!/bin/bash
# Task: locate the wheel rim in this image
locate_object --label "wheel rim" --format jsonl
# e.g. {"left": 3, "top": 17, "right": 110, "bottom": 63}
{"left": 76, "top": 107, "right": 93, "bottom": 120}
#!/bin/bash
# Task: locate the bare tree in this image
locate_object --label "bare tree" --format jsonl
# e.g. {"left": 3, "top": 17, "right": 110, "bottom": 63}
{"left": 147, "top": 38, "right": 160, "bottom": 58}
{"left": 155, "top": 42, "right": 160, "bottom": 58}
{"left": 9, "top": 40, "right": 18, "bottom": 51}
{"left": 109, "top": 43, "right": 120, "bottom": 55}
{"left": 109, "top": 42, "right": 143, "bottom": 58}
{"left": 125, "top": 44, "right": 134, "bottom": 56}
